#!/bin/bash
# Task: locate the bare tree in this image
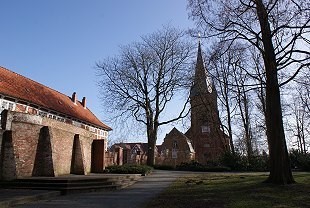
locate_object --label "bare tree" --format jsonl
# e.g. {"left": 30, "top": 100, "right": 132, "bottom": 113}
{"left": 292, "top": 97, "right": 307, "bottom": 154}
{"left": 234, "top": 72, "right": 254, "bottom": 160}
{"left": 286, "top": 74, "right": 310, "bottom": 154}
{"left": 208, "top": 42, "right": 248, "bottom": 154}
{"left": 298, "top": 70, "right": 310, "bottom": 120}
{"left": 209, "top": 41, "right": 260, "bottom": 158}
{"left": 251, "top": 50, "right": 267, "bottom": 134}
{"left": 187, "top": 0, "right": 310, "bottom": 184}
{"left": 97, "top": 26, "right": 194, "bottom": 166}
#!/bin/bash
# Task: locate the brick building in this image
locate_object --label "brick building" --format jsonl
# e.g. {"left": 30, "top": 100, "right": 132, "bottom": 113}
{"left": 0, "top": 66, "right": 112, "bottom": 180}
{"left": 157, "top": 128, "right": 195, "bottom": 166}
{"left": 185, "top": 42, "right": 229, "bottom": 164}
{"left": 110, "top": 143, "right": 150, "bottom": 165}
{"left": 110, "top": 132, "right": 194, "bottom": 167}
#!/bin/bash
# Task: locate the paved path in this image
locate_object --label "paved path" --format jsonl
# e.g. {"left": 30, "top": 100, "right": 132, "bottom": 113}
{"left": 14, "top": 170, "right": 188, "bottom": 208}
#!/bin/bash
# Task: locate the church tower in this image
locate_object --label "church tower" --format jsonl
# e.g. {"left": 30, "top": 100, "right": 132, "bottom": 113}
{"left": 187, "top": 41, "right": 228, "bottom": 164}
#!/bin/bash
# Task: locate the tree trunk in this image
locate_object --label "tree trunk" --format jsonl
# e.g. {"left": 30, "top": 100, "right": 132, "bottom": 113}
{"left": 146, "top": 125, "right": 157, "bottom": 166}
{"left": 255, "top": 0, "right": 294, "bottom": 184}
{"left": 264, "top": 71, "right": 294, "bottom": 184}
{"left": 147, "top": 136, "right": 156, "bottom": 166}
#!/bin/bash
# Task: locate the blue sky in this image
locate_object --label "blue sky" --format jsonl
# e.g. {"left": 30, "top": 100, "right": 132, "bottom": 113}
{"left": 0, "top": 0, "right": 194, "bottom": 143}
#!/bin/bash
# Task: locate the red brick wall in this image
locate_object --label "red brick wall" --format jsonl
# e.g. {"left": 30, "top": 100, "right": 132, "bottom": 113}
{"left": 49, "top": 127, "right": 75, "bottom": 176}
{"left": 10, "top": 122, "right": 42, "bottom": 177}
{"left": 0, "top": 111, "right": 106, "bottom": 180}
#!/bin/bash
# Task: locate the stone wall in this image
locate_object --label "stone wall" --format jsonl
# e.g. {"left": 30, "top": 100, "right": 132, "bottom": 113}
{"left": 0, "top": 110, "right": 105, "bottom": 180}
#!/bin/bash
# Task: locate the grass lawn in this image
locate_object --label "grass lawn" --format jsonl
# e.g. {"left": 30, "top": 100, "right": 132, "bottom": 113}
{"left": 144, "top": 172, "right": 310, "bottom": 208}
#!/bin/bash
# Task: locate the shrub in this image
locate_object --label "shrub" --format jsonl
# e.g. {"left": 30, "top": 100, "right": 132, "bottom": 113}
{"left": 219, "top": 151, "right": 269, "bottom": 171}
{"left": 219, "top": 151, "right": 247, "bottom": 171}
{"left": 290, "top": 150, "right": 310, "bottom": 171}
{"left": 247, "top": 155, "right": 269, "bottom": 171}
{"left": 176, "top": 161, "right": 230, "bottom": 172}
{"left": 153, "top": 164, "right": 175, "bottom": 170}
{"left": 106, "top": 164, "right": 153, "bottom": 175}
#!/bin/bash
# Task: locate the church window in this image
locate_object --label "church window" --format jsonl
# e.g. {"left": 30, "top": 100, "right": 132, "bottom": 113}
{"left": 201, "top": 125, "right": 210, "bottom": 133}
{"left": 172, "top": 140, "right": 178, "bottom": 149}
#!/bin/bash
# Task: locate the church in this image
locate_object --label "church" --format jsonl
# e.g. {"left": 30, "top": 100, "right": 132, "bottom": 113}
{"left": 161, "top": 42, "right": 229, "bottom": 165}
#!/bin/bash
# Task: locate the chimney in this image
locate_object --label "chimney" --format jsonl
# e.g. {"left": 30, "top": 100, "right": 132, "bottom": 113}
{"left": 72, "top": 92, "right": 77, "bottom": 105}
{"left": 82, "top": 97, "right": 86, "bottom": 109}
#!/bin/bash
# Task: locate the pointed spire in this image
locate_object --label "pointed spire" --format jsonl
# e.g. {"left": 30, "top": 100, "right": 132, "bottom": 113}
{"left": 190, "top": 41, "right": 208, "bottom": 97}
{"left": 190, "top": 38, "right": 216, "bottom": 97}
{"left": 196, "top": 41, "right": 204, "bottom": 75}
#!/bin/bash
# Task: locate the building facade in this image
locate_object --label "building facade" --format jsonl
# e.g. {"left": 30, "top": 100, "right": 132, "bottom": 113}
{"left": 0, "top": 66, "right": 112, "bottom": 180}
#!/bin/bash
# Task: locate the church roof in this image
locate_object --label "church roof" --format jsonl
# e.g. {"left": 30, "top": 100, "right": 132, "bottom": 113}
{"left": 0, "top": 66, "right": 111, "bottom": 130}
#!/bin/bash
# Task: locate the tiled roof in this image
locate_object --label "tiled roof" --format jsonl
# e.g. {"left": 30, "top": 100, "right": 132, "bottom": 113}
{"left": 0, "top": 66, "right": 111, "bottom": 130}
